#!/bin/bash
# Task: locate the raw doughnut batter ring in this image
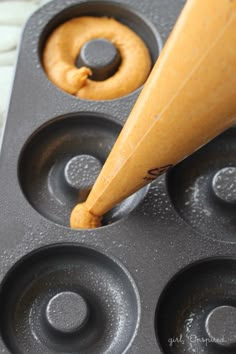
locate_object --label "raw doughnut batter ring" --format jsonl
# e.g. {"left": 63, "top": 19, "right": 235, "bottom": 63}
{"left": 43, "top": 16, "right": 152, "bottom": 100}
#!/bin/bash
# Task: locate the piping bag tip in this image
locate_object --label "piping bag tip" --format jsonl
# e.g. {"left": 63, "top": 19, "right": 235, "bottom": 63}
{"left": 70, "top": 202, "right": 102, "bottom": 229}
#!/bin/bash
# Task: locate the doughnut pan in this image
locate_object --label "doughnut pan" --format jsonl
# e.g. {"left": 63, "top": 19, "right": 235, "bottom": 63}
{"left": 0, "top": 0, "right": 235, "bottom": 353}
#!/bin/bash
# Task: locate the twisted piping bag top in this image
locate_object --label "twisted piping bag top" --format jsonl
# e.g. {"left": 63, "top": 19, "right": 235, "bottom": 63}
{"left": 70, "top": 0, "right": 236, "bottom": 229}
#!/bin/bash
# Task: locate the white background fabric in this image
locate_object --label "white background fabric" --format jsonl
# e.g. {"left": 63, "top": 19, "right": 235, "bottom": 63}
{"left": 0, "top": 0, "right": 50, "bottom": 134}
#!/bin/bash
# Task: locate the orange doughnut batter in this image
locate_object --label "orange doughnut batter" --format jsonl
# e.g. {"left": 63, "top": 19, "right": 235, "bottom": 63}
{"left": 70, "top": 203, "right": 102, "bottom": 229}
{"left": 43, "top": 16, "right": 152, "bottom": 100}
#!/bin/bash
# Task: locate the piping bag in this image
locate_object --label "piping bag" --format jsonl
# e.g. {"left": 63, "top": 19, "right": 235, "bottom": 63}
{"left": 70, "top": 0, "right": 236, "bottom": 229}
